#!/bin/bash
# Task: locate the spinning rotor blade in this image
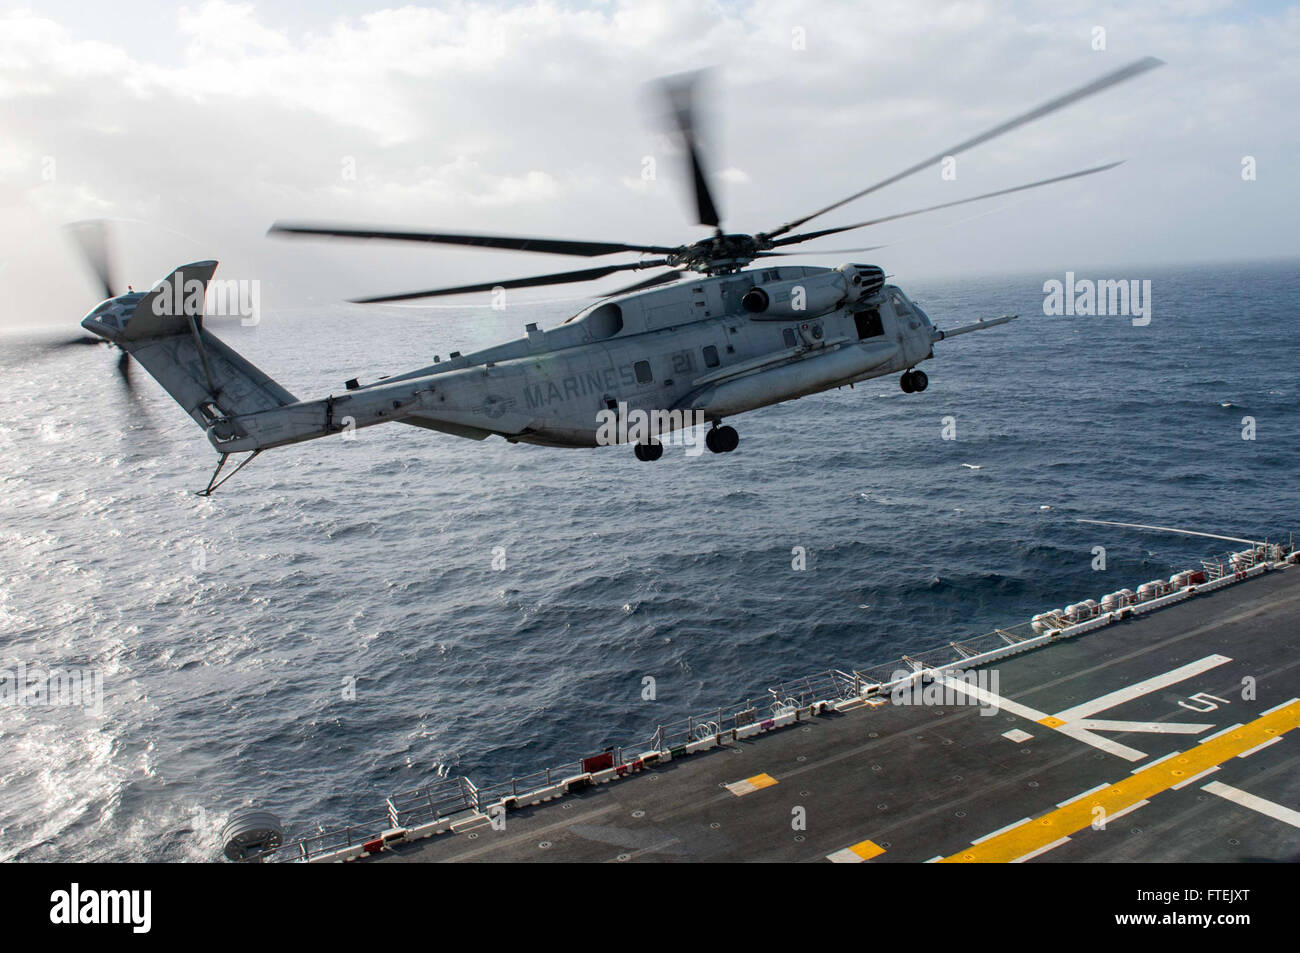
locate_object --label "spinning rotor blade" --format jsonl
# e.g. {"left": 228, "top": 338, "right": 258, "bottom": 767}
{"left": 601, "top": 268, "right": 687, "bottom": 297}
{"left": 769, "top": 162, "right": 1125, "bottom": 247}
{"left": 48, "top": 335, "right": 109, "bottom": 349}
{"left": 117, "top": 349, "right": 135, "bottom": 392}
{"left": 660, "top": 71, "right": 722, "bottom": 228}
{"left": 269, "top": 223, "right": 677, "bottom": 258}
{"left": 65, "top": 219, "right": 120, "bottom": 300}
{"left": 757, "top": 245, "right": 889, "bottom": 257}
{"left": 761, "top": 56, "right": 1163, "bottom": 240}
{"left": 351, "top": 259, "right": 672, "bottom": 303}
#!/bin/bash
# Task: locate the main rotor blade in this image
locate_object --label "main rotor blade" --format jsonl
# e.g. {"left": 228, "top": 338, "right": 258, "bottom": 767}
{"left": 350, "top": 259, "right": 672, "bottom": 303}
{"left": 269, "top": 223, "right": 678, "bottom": 258}
{"left": 762, "top": 56, "right": 1163, "bottom": 240}
{"left": 660, "top": 71, "right": 722, "bottom": 228}
{"left": 601, "top": 268, "right": 686, "bottom": 297}
{"left": 769, "top": 162, "right": 1125, "bottom": 247}
{"left": 758, "top": 245, "right": 888, "bottom": 256}
{"left": 65, "top": 220, "right": 119, "bottom": 300}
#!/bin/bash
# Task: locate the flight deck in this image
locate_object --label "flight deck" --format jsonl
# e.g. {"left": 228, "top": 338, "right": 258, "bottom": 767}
{"left": 227, "top": 541, "right": 1300, "bottom": 864}
{"left": 362, "top": 556, "right": 1300, "bottom": 863}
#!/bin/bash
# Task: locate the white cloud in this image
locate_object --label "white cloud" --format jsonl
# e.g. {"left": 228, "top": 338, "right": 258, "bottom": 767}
{"left": 0, "top": 0, "right": 1297, "bottom": 328}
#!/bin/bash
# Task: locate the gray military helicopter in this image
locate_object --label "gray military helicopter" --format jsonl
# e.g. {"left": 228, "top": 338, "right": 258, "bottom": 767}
{"left": 77, "top": 58, "right": 1161, "bottom": 493}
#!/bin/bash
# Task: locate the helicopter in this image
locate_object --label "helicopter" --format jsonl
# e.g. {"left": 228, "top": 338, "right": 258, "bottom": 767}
{"left": 76, "top": 58, "right": 1162, "bottom": 494}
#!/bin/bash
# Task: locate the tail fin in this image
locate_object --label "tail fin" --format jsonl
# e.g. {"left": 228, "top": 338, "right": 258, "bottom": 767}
{"left": 81, "top": 261, "right": 296, "bottom": 440}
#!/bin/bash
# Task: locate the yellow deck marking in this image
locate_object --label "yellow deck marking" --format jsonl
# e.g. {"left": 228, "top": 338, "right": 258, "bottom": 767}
{"left": 1037, "top": 716, "right": 1066, "bottom": 728}
{"left": 827, "top": 839, "right": 885, "bottom": 863}
{"left": 849, "top": 839, "right": 885, "bottom": 859}
{"left": 942, "top": 699, "right": 1300, "bottom": 863}
{"left": 725, "top": 773, "right": 778, "bottom": 796}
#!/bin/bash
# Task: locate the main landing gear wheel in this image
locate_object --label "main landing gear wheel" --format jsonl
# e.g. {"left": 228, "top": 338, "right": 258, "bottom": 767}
{"left": 633, "top": 441, "right": 664, "bottom": 462}
{"left": 900, "top": 369, "right": 929, "bottom": 393}
{"left": 706, "top": 425, "right": 739, "bottom": 454}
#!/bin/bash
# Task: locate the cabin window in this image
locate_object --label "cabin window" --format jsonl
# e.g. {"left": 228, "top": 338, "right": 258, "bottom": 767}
{"left": 703, "top": 345, "right": 720, "bottom": 368}
{"left": 854, "top": 308, "right": 885, "bottom": 339}
{"left": 782, "top": 328, "right": 797, "bottom": 348}
{"left": 634, "top": 360, "right": 653, "bottom": 384}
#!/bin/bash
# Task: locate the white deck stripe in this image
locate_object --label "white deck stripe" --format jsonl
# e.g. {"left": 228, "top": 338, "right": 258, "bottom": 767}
{"left": 1171, "top": 766, "right": 1220, "bottom": 790}
{"left": 1133, "top": 750, "right": 1181, "bottom": 773}
{"left": 1054, "top": 723, "right": 1149, "bottom": 761}
{"left": 1011, "top": 836, "right": 1072, "bottom": 863}
{"left": 1074, "top": 719, "right": 1213, "bottom": 734}
{"left": 1236, "top": 736, "right": 1282, "bottom": 759}
{"left": 1259, "top": 698, "right": 1300, "bottom": 717}
{"left": 1103, "top": 799, "right": 1150, "bottom": 823}
{"left": 971, "top": 817, "right": 1031, "bottom": 844}
{"left": 826, "top": 847, "right": 863, "bottom": 863}
{"left": 934, "top": 674, "right": 1050, "bottom": 721}
{"left": 1198, "top": 723, "right": 1246, "bottom": 744}
{"left": 1202, "top": 781, "right": 1300, "bottom": 829}
{"left": 935, "top": 671, "right": 1151, "bottom": 757}
{"left": 1058, "top": 782, "right": 1111, "bottom": 807}
{"left": 1052, "top": 655, "right": 1232, "bottom": 721}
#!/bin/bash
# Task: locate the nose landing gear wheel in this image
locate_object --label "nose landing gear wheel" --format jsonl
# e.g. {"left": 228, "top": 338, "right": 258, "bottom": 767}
{"left": 900, "top": 372, "right": 914, "bottom": 393}
{"left": 633, "top": 441, "right": 664, "bottom": 462}
{"left": 706, "top": 425, "right": 739, "bottom": 454}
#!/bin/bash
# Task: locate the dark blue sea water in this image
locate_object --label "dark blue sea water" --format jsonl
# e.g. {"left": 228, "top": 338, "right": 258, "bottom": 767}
{"left": 1, "top": 260, "right": 1297, "bottom": 861}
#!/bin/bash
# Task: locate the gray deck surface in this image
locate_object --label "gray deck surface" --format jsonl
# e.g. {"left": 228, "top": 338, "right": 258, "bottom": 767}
{"left": 370, "top": 566, "right": 1300, "bottom": 863}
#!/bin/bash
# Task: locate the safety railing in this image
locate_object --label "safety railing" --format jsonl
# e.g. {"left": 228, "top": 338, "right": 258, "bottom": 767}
{"left": 386, "top": 775, "right": 481, "bottom": 829}
{"left": 248, "top": 817, "right": 391, "bottom": 862}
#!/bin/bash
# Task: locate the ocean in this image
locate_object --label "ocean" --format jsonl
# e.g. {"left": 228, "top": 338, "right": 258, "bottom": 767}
{"left": 1, "top": 259, "right": 1296, "bottom": 861}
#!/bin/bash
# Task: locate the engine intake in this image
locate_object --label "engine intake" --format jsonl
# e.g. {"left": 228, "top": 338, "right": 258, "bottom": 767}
{"left": 841, "top": 264, "right": 885, "bottom": 299}
{"left": 741, "top": 287, "right": 770, "bottom": 313}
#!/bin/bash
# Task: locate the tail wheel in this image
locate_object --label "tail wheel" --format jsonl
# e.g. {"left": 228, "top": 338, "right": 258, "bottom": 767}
{"left": 634, "top": 441, "right": 663, "bottom": 462}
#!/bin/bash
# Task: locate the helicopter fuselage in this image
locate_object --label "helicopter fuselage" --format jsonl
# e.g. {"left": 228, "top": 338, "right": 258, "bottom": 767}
{"left": 81, "top": 257, "right": 1011, "bottom": 484}
{"left": 317, "top": 262, "right": 936, "bottom": 450}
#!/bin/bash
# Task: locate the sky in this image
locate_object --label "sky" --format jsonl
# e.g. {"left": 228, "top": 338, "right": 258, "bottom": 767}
{"left": 1, "top": 0, "right": 1297, "bottom": 329}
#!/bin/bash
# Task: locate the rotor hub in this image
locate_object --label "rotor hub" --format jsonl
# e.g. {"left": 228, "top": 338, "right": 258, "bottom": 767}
{"left": 671, "top": 232, "right": 767, "bottom": 275}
